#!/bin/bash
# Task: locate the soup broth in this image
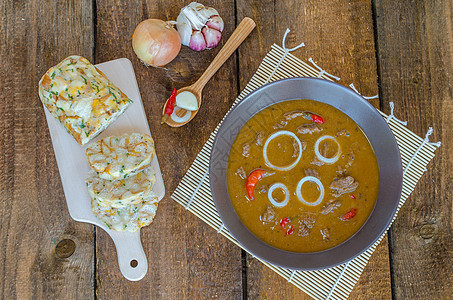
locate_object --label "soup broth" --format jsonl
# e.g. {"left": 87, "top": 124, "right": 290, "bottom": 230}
{"left": 226, "top": 100, "right": 379, "bottom": 252}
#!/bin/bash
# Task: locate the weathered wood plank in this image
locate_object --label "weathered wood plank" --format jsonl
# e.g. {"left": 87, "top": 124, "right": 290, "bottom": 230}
{"left": 374, "top": 0, "right": 453, "bottom": 298}
{"left": 236, "top": 0, "right": 392, "bottom": 298}
{"left": 94, "top": 1, "right": 242, "bottom": 298}
{"left": 0, "top": 0, "right": 94, "bottom": 299}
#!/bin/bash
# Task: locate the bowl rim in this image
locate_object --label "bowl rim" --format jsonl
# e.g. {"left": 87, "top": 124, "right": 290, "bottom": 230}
{"left": 209, "top": 77, "right": 403, "bottom": 270}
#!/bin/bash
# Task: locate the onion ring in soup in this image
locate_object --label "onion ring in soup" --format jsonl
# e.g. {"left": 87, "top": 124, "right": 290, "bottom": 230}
{"left": 263, "top": 130, "right": 302, "bottom": 171}
{"left": 267, "top": 183, "right": 290, "bottom": 208}
{"left": 314, "top": 135, "right": 341, "bottom": 164}
{"left": 296, "top": 176, "right": 325, "bottom": 206}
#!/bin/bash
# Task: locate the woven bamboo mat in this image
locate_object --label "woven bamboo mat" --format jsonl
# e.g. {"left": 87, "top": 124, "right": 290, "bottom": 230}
{"left": 171, "top": 42, "right": 441, "bottom": 300}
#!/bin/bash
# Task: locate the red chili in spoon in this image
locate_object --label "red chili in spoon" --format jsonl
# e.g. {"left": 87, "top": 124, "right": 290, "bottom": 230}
{"left": 161, "top": 88, "right": 177, "bottom": 124}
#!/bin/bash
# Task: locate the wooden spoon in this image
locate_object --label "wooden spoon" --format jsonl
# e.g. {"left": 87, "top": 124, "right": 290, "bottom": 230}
{"left": 163, "top": 17, "right": 256, "bottom": 127}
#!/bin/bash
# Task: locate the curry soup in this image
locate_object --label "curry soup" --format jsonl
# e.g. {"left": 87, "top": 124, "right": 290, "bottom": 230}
{"left": 226, "top": 100, "right": 379, "bottom": 252}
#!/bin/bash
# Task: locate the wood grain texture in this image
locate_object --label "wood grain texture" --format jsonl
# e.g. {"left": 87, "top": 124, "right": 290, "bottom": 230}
{"left": 236, "top": 0, "right": 392, "bottom": 299}
{"left": 374, "top": 0, "right": 453, "bottom": 299}
{"left": 94, "top": 1, "right": 242, "bottom": 298}
{"left": 0, "top": 0, "right": 94, "bottom": 299}
{"left": 1, "top": 0, "right": 450, "bottom": 298}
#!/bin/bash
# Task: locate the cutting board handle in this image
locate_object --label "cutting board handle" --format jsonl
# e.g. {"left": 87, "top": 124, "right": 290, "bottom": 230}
{"left": 108, "top": 230, "right": 148, "bottom": 281}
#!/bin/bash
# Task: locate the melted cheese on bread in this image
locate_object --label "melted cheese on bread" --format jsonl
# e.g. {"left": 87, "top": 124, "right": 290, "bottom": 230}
{"left": 38, "top": 55, "right": 132, "bottom": 145}
{"left": 91, "top": 191, "right": 159, "bottom": 232}
{"left": 86, "top": 165, "right": 156, "bottom": 208}
{"left": 86, "top": 133, "right": 155, "bottom": 180}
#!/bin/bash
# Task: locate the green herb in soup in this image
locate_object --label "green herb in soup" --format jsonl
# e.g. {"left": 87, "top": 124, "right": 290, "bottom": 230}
{"left": 226, "top": 100, "right": 379, "bottom": 252}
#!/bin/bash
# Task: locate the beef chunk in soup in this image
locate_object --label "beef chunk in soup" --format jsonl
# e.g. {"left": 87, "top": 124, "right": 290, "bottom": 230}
{"left": 330, "top": 176, "right": 359, "bottom": 197}
{"left": 320, "top": 199, "right": 341, "bottom": 215}
{"left": 292, "top": 138, "right": 306, "bottom": 158}
{"left": 297, "top": 123, "right": 322, "bottom": 135}
{"left": 298, "top": 224, "right": 310, "bottom": 237}
{"left": 320, "top": 141, "right": 330, "bottom": 157}
{"left": 301, "top": 139, "right": 307, "bottom": 150}
{"left": 296, "top": 139, "right": 307, "bottom": 157}
{"left": 260, "top": 206, "right": 276, "bottom": 225}
{"left": 300, "top": 215, "right": 316, "bottom": 228}
{"left": 242, "top": 143, "right": 250, "bottom": 157}
{"left": 292, "top": 139, "right": 300, "bottom": 158}
{"left": 336, "top": 129, "right": 350, "bottom": 137}
{"left": 284, "top": 111, "right": 306, "bottom": 120}
{"left": 273, "top": 119, "right": 288, "bottom": 129}
{"left": 304, "top": 168, "right": 320, "bottom": 179}
{"left": 255, "top": 131, "right": 265, "bottom": 146}
{"left": 235, "top": 166, "right": 246, "bottom": 179}
{"left": 311, "top": 157, "right": 325, "bottom": 166}
{"left": 320, "top": 228, "right": 330, "bottom": 241}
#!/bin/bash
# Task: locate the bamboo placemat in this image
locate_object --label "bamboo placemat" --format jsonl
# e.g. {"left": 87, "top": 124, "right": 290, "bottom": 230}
{"left": 171, "top": 37, "right": 441, "bottom": 300}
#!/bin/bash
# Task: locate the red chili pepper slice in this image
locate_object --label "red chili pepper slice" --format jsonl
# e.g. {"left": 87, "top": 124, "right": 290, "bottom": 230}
{"left": 280, "top": 217, "right": 290, "bottom": 229}
{"left": 310, "top": 114, "right": 324, "bottom": 124}
{"left": 286, "top": 225, "right": 295, "bottom": 235}
{"left": 341, "top": 208, "right": 357, "bottom": 221}
{"left": 161, "top": 88, "right": 177, "bottom": 124}
{"left": 350, "top": 194, "right": 356, "bottom": 200}
{"left": 246, "top": 169, "right": 273, "bottom": 200}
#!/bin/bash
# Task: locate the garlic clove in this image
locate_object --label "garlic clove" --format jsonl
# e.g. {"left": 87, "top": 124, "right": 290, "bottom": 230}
{"left": 176, "top": 2, "right": 223, "bottom": 51}
{"left": 176, "top": 14, "right": 192, "bottom": 46}
{"left": 175, "top": 91, "right": 199, "bottom": 111}
{"left": 189, "top": 31, "right": 207, "bottom": 51}
{"left": 202, "top": 27, "right": 222, "bottom": 49}
{"left": 207, "top": 16, "right": 224, "bottom": 32}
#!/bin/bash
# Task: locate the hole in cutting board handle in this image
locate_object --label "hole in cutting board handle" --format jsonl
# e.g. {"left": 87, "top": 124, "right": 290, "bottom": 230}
{"left": 109, "top": 230, "right": 148, "bottom": 281}
{"left": 130, "top": 259, "right": 138, "bottom": 268}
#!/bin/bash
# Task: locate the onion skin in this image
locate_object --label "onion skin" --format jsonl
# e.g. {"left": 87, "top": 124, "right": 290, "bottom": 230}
{"left": 132, "top": 19, "right": 181, "bottom": 67}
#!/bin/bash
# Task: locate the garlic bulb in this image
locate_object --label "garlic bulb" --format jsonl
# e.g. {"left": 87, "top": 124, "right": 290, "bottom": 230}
{"left": 176, "top": 2, "right": 224, "bottom": 51}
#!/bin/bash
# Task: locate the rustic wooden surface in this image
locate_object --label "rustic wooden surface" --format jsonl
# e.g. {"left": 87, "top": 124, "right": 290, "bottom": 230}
{"left": 374, "top": 0, "right": 453, "bottom": 299}
{"left": 0, "top": 0, "right": 94, "bottom": 299}
{"left": 0, "top": 0, "right": 451, "bottom": 299}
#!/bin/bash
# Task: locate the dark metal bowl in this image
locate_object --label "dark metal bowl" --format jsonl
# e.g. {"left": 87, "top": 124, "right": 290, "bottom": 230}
{"left": 209, "top": 77, "right": 403, "bottom": 270}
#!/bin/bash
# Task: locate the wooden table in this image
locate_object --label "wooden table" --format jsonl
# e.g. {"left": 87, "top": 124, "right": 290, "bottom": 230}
{"left": 1, "top": 1, "right": 451, "bottom": 299}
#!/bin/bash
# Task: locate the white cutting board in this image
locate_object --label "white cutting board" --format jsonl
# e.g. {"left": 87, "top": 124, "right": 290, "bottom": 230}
{"left": 43, "top": 58, "right": 165, "bottom": 281}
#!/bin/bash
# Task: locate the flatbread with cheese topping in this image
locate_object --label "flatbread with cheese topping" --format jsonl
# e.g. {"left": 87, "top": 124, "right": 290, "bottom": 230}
{"left": 86, "top": 133, "right": 155, "bottom": 180}
{"left": 91, "top": 191, "right": 159, "bottom": 232}
{"left": 86, "top": 165, "right": 156, "bottom": 208}
{"left": 38, "top": 55, "right": 132, "bottom": 145}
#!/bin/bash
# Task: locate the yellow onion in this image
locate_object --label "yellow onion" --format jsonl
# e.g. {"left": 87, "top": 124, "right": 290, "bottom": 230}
{"left": 132, "top": 19, "right": 181, "bottom": 67}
